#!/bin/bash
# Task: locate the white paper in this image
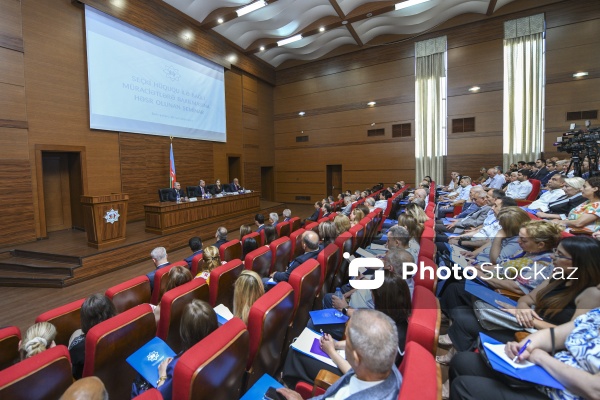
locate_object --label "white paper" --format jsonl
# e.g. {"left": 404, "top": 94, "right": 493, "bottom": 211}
{"left": 483, "top": 343, "right": 534, "bottom": 369}
{"left": 291, "top": 328, "right": 345, "bottom": 368}
{"left": 214, "top": 304, "right": 233, "bottom": 321}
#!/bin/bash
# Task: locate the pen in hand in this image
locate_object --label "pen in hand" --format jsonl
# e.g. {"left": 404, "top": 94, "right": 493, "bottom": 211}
{"left": 512, "top": 339, "right": 531, "bottom": 363}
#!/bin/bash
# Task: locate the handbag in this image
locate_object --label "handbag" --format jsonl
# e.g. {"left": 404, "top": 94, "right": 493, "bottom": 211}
{"left": 472, "top": 300, "right": 535, "bottom": 332}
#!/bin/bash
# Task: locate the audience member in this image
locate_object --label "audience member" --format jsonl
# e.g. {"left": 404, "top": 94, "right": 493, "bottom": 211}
{"left": 305, "top": 201, "right": 323, "bottom": 223}
{"left": 254, "top": 213, "right": 265, "bottom": 233}
{"left": 239, "top": 224, "right": 253, "bottom": 241}
{"left": 184, "top": 237, "right": 202, "bottom": 269}
{"left": 263, "top": 225, "right": 278, "bottom": 246}
{"left": 350, "top": 208, "right": 365, "bottom": 227}
{"left": 334, "top": 214, "right": 351, "bottom": 236}
{"left": 283, "top": 209, "right": 292, "bottom": 221}
{"left": 526, "top": 174, "right": 566, "bottom": 211}
{"left": 19, "top": 322, "right": 57, "bottom": 360}
{"left": 60, "top": 376, "right": 108, "bottom": 400}
{"left": 242, "top": 237, "right": 259, "bottom": 259}
{"left": 232, "top": 270, "right": 264, "bottom": 324}
{"left": 214, "top": 227, "right": 228, "bottom": 249}
{"left": 318, "top": 220, "right": 337, "bottom": 246}
{"left": 152, "top": 266, "right": 192, "bottom": 322}
{"left": 196, "top": 246, "right": 224, "bottom": 282}
{"left": 505, "top": 169, "right": 533, "bottom": 199}
{"left": 147, "top": 247, "right": 170, "bottom": 292}
{"left": 550, "top": 176, "right": 600, "bottom": 233}
{"left": 536, "top": 177, "right": 585, "bottom": 218}
{"left": 265, "top": 231, "right": 320, "bottom": 286}
{"left": 69, "top": 294, "right": 117, "bottom": 379}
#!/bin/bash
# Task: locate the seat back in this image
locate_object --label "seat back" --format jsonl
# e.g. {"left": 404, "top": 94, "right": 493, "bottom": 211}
{"left": 304, "top": 222, "right": 319, "bottom": 234}
{"left": 290, "top": 228, "right": 306, "bottom": 259}
{"left": 133, "top": 388, "right": 163, "bottom": 399}
{"left": 406, "top": 286, "right": 440, "bottom": 355}
{"left": 158, "top": 188, "right": 171, "bottom": 202}
{"left": 105, "top": 275, "right": 151, "bottom": 313}
{"left": 398, "top": 341, "right": 441, "bottom": 400}
{"left": 186, "top": 186, "right": 198, "bottom": 198}
{"left": 276, "top": 222, "right": 291, "bottom": 239}
{"left": 332, "top": 232, "right": 353, "bottom": 289}
{"left": 151, "top": 261, "right": 189, "bottom": 304}
{"left": 157, "top": 279, "right": 210, "bottom": 353}
{"left": 270, "top": 236, "right": 292, "bottom": 274}
{"left": 349, "top": 223, "right": 365, "bottom": 253}
{"left": 244, "top": 246, "right": 272, "bottom": 278}
{"left": 35, "top": 298, "right": 85, "bottom": 346}
{"left": 415, "top": 256, "right": 438, "bottom": 293}
{"left": 242, "top": 232, "right": 260, "bottom": 246}
{"left": 209, "top": 259, "right": 244, "bottom": 309}
{"left": 173, "top": 318, "right": 249, "bottom": 400}
{"left": 317, "top": 244, "right": 341, "bottom": 299}
{"left": 527, "top": 179, "right": 541, "bottom": 201}
{"left": 289, "top": 217, "right": 302, "bottom": 233}
{"left": 190, "top": 252, "right": 204, "bottom": 273}
{"left": 419, "top": 238, "right": 435, "bottom": 260}
{"left": 220, "top": 239, "right": 242, "bottom": 262}
{"left": 287, "top": 259, "right": 321, "bottom": 341}
{"left": 83, "top": 304, "right": 156, "bottom": 400}
{"left": 0, "top": 326, "right": 21, "bottom": 371}
{"left": 246, "top": 282, "right": 295, "bottom": 389}
{"left": 0, "top": 345, "right": 73, "bottom": 400}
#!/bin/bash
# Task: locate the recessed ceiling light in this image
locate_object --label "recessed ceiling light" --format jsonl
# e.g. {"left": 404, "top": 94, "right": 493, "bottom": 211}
{"left": 573, "top": 72, "right": 589, "bottom": 78}
{"left": 319, "top": 27, "right": 325, "bottom": 32}
{"left": 367, "top": 101, "right": 376, "bottom": 106}
{"left": 259, "top": 46, "right": 265, "bottom": 51}
{"left": 366, "top": 13, "right": 373, "bottom": 17}
{"left": 298, "top": 111, "right": 305, "bottom": 116}
{"left": 395, "top": 0, "right": 431, "bottom": 10}
{"left": 227, "top": 54, "right": 238, "bottom": 63}
{"left": 278, "top": 35, "right": 303, "bottom": 47}
{"left": 371, "top": 122, "right": 376, "bottom": 126}
{"left": 468, "top": 86, "right": 480, "bottom": 92}
{"left": 181, "top": 30, "right": 193, "bottom": 41}
{"left": 109, "top": 0, "right": 125, "bottom": 7}
{"left": 342, "top": 21, "right": 348, "bottom": 25}
{"left": 236, "top": 0, "right": 267, "bottom": 17}
{"left": 217, "top": 18, "right": 224, "bottom": 24}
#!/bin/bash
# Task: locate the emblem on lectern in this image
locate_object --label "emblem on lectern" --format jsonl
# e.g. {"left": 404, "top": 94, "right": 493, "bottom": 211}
{"left": 104, "top": 209, "right": 120, "bottom": 224}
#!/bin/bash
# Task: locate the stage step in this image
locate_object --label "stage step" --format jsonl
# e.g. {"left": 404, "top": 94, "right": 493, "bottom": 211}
{"left": 0, "top": 270, "right": 71, "bottom": 288}
{"left": 0, "top": 252, "right": 80, "bottom": 284}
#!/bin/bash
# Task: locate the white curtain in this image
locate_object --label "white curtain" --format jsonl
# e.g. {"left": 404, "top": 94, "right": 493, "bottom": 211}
{"left": 503, "top": 14, "right": 545, "bottom": 168}
{"left": 415, "top": 36, "right": 447, "bottom": 184}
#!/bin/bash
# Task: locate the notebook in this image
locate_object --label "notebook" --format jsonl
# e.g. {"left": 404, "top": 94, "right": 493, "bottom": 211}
{"left": 290, "top": 327, "right": 346, "bottom": 368}
{"left": 126, "top": 337, "right": 176, "bottom": 388}
{"left": 309, "top": 309, "right": 349, "bottom": 325}
{"left": 214, "top": 304, "right": 234, "bottom": 325}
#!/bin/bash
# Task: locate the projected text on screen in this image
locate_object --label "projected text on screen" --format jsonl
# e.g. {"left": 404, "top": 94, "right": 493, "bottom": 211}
{"left": 85, "top": 6, "right": 226, "bottom": 142}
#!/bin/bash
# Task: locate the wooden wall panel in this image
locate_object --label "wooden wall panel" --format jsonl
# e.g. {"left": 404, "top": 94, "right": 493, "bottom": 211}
{"left": 0, "top": 0, "right": 23, "bottom": 51}
{"left": 0, "top": 127, "right": 28, "bottom": 159}
{"left": 0, "top": 46, "right": 24, "bottom": 86}
{"left": 0, "top": 82, "right": 26, "bottom": 122}
{"left": 0, "top": 160, "right": 36, "bottom": 245}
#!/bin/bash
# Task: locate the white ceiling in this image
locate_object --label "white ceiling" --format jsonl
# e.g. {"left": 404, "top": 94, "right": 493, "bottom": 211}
{"left": 162, "top": 0, "right": 519, "bottom": 68}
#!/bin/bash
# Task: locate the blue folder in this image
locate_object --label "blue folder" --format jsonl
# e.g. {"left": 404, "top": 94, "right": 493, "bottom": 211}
{"left": 309, "top": 309, "right": 349, "bottom": 325}
{"left": 479, "top": 333, "right": 564, "bottom": 390}
{"left": 240, "top": 373, "right": 283, "bottom": 400}
{"left": 126, "top": 337, "right": 176, "bottom": 388}
{"left": 444, "top": 232, "right": 460, "bottom": 237}
{"left": 465, "top": 280, "right": 517, "bottom": 308}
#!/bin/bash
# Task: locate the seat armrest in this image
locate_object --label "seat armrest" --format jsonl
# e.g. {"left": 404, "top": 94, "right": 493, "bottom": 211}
{"left": 495, "top": 289, "right": 521, "bottom": 301}
{"left": 314, "top": 369, "right": 340, "bottom": 392}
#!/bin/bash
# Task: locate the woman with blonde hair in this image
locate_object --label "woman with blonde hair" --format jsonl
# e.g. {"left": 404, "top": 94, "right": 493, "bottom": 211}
{"left": 196, "top": 246, "right": 224, "bottom": 283}
{"left": 233, "top": 270, "right": 264, "bottom": 324}
{"left": 349, "top": 208, "right": 365, "bottom": 227}
{"left": 19, "top": 321, "right": 57, "bottom": 360}
{"left": 405, "top": 202, "right": 429, "bottom": 223}
{"left": 239, "top": 224, "right": 253, "bottom": 242}
{"left": 333, "top": 214, "right": 351, "bottom": 236}
{"left": 153, "top": 266, "right": 193, "bottom": 322}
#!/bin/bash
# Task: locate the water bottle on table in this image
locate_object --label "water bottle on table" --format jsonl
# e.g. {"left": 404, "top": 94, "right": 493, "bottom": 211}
{"left": 334, "top": 287, "right": 343, "bottom": 318}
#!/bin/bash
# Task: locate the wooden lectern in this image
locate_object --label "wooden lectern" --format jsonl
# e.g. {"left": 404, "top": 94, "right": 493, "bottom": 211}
{"left": 81, "top": 193, "right": 129, "bottom": 249}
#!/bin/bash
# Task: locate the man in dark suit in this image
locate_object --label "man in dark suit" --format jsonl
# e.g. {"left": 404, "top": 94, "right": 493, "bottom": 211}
{"left": 167, "top": 182, "right": 187, "bottom": 202}
{"left": 196, "top": 179, "right": 208, "bottom": 198}
{"left": 214, "top": 227, "right": 228, "bottom": 249}
{"left": 184, "top": 237, "right": 203, "bottom": 269}
{"left": 255, "top": 213, "right": 266, "bottom": 233}
{"left": 146, "top": 247, "right": 170, "bottom": 292}
{"left": 268, "top": 212, "right": 279, "bottom": 228}
{"left": 265, "top": 230, "right": 320, "bottom": 286}
{"left": 231, "top": 177, "right": 242, "bottom": 191}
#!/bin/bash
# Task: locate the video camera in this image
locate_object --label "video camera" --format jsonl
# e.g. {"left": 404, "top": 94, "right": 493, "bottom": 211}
{"left": 554, "top": 128, "right": 600, "bottom": 153}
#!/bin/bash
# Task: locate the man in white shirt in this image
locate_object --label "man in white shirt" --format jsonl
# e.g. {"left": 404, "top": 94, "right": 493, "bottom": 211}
{"left": 374, "top": 191, "right": 390, "bottom": 212}
{"left": 505, "top": 170, "right": 533, "bottom": 199}
{"left": 437, "top": 176, "right": 473, "bottom": 218}
{"left": 482, "top": 168, "right": 506, "bottom": 190}
{"left": 527, "top": 174, "right": 566, "bottom": 212}
{"left": 444, "top": 171, "right": 460, "bottom": 191}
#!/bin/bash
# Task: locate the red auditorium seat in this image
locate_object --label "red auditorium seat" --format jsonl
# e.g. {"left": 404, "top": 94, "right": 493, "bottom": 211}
{"left": 290, "top": 228, "right": 306, "bottom": 259}
{"left": 244, "top": 246, "right": 272, "bottom": 278}
{"left": 317, "top": 217, "right": 329, "bottom": 224}
{"left": 276, "top": 221, "right": 291, "bottom": 239}
{"left": 209, "top": 259, "right": 244, "bottom": 309}
{"left": 415, "top": 255, "right": 438, "bottom": 293}
{"left": 398, "top": 341, "right": 441, "bottom": 400}
{"left": 270, "top": 236, "right": 292, "bottom": 274}
{"left": 151, "top": 260, "right": 188, "bottom": 305}
{"left": 133, "top": 388, "right": 163, "bottom": 399}
{"left": 406, "top": 286, "right": 441, "bottom": 355}
{"left": 190, "top": 252, "right": 204, "bottom": 272}
{"left": 0, "top": 345, "right": 73, "bottom": 400}
{"left": 157, "top": 278, "right": 210, "bottom": 353}
{"left": 287, "top": 259, "right": 321, "bottom": 342}
{"left": 0, "top": 326, "right": 20, "bottom": 371}
{"left": 83, "top": 304, "right": 156, "bottom": 400}
{"left": 220, "top": 239, "right": 242, "bottom": 262}
{"left": 105, "top": 275, "right": 151, "bottom": 313}
{"left": 289, "top": 217, "right": 302, "bottom": 233}
{"left": 328, "top": 212, "right": 338, "bottom": 220}
{"left": 242, "top": 232, "right": 260, "bottom": 246}
{"left": 173, "top": 318, "right": 249, "bottom": 400}
{"left": 35, "top": 297, "right": 85, "bottom": 346}
{"left": 422, "top": 226, "right": 435, "bottom": 241}
{"left": 245, "top": 282, "right": 295, "bottom": 389}
{"left": 419, "top": 238, "right": 436, "bottom": 260}
{"left": 332, "top": 232, "right": 353, "bottom": 289}
{"left": 315, "top": 243, "right": 340, "bottom": 308}
{"left": 304, "top": 221, "right": 319, "bottom": 234}
{"left": 349, "top": 223, "right": 365, "bottom": 253}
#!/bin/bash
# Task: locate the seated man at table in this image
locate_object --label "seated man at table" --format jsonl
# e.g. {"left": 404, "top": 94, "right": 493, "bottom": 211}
{"left": 146, "top": 247, "right": 170, "bottom": 292}
{"left": 168, "top": 182, "right": 187, "bottom": 202}
{"left": 277, "top": 309, "right": 402, "bottom": 400}
{"left": 230, "top": 177, "right": 242, "bottom": 191}
{"left": 196, "top": 179, "right": 208, "bottom": 198}
{"left": 264, "top": 231, "right": 320, "bottom": 287}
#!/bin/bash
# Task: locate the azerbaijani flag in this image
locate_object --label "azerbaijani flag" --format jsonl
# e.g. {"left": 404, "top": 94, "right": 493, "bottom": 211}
{"left": 169, "top": 143, "right": 176, "bottom": 188}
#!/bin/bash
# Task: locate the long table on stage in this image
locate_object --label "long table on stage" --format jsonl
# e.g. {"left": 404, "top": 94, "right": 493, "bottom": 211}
{"left": 144, "top": 191, "right": 261, "bottom": 234}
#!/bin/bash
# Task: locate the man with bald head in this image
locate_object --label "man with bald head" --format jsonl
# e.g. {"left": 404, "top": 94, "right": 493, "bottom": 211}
{"left": 278, "top": 310, "right": 402, "bottom": 400}
{"left": 265, "top": 230, "right": 321, "bottom": 286}
{"left": 60, "top": 376, "right": 108, "bottom": 400}
{"left": 482, "top": 167, "right": 505, "bottom": 190}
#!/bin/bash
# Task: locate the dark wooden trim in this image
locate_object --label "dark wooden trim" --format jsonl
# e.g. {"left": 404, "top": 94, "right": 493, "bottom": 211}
{"left": 243, "top": 105, "right": 259, "bottom": 115}
{"left": 486, "top": 0, "right": 498, "bottom": 16}
{"left": 34, "top": 145, "right": 88, "bottom": 238}
{"left": 243, "top": 144, "right": 259, "bottom": 149}
{"left": 0, "top": 34, "right": 23, "bottom": 53}
{"left": 0, "top": 119, "right": 28, "bottom": 129}
{"left": 448, "top": 131, "right": 502, "bottom": 139}
{"left": 275, "top": 137, "right": 414, "bottom": 150}
{"left": 546, "top": 69, "right": 600, "bottom": 85}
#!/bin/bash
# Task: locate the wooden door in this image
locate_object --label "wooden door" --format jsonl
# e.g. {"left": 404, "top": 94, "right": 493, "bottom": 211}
{"left": 327, "top": 165, "right": 342, "bottom": 198}
{"left": 42, "top": 154, "right": 72, "bottom": 232}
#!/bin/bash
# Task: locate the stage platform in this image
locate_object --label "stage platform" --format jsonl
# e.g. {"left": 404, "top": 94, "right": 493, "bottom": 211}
{"left": 0, "top": 200, "right": 286, "bottom": 288}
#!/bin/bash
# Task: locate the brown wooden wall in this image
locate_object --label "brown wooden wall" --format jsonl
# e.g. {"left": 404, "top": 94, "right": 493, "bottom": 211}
{"left": 274, "top": 0, "right": 600, "bottom": 201}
